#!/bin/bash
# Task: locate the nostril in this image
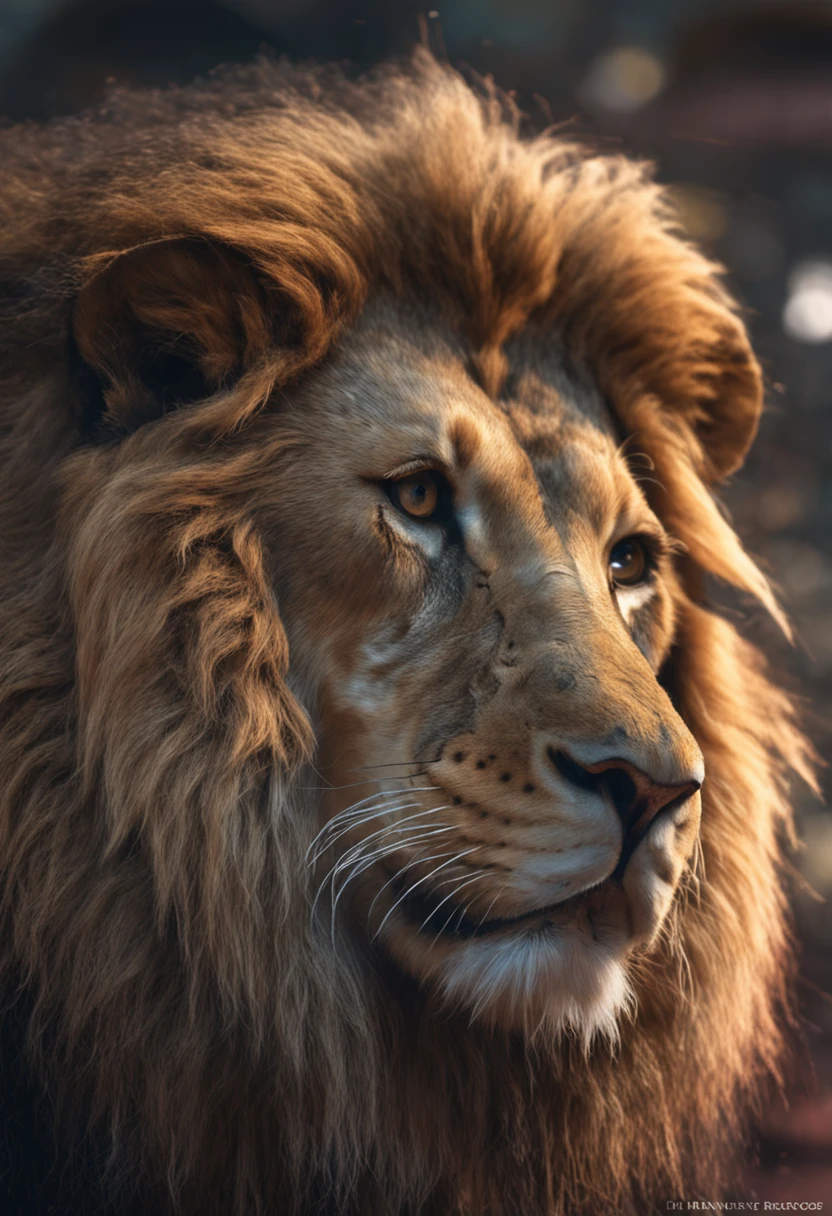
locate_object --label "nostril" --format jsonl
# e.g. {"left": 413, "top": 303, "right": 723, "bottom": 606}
{"left": 547, "top": 746, "right": 701, "bottom": 841}
{"left": 547, "top": 748, "right": 596, "bottom": 792}
{"left": 548, "top": 748, "right": 637, "bottom": 819}
{"left": 600, "top": 767, "right": 637, "bottom": 819}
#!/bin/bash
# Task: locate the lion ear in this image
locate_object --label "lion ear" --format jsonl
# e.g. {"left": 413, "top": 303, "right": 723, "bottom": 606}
{"left": 549, "top": 166, "right": 766, "bottom": 484}
{"left": 71, "top": 238, "right": 275, "bottom": 436}
{"left": 651, "top": 304, "right": 763, "bottom": 483}
{"left": 591, "top": 284, "right": 764, "bottom": 485}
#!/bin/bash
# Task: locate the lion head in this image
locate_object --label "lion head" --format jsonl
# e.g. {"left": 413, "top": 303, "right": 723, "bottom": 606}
{"left": 0, "top": 53, "right": 813, "bottom": 1215}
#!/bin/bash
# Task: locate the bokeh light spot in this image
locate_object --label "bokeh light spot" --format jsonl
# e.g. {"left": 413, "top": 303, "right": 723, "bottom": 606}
{"left": 579, "top": 47, "right": 665, "bottom": 113}
{"left": 783, "top": 258, "right": 832, "bottom": 344}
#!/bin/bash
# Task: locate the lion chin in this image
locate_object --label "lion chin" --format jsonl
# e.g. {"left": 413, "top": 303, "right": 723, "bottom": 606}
{"left": 0, "top": 48, "right": 815, "bottom": 1216}
{"left": 386, "top": 882, "right": 637, "bottom": 1044}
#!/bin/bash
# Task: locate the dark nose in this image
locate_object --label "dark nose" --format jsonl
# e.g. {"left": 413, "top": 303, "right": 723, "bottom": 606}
{"left": 548, "top": 747, "right": 701, "bottom": 850}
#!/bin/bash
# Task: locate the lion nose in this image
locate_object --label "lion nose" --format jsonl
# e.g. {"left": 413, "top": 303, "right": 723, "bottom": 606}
{"left": 548, "top": 747, "right": 701, "bottom": 846}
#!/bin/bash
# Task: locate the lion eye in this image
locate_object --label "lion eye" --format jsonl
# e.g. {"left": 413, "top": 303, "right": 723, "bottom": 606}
{"left": 390, "top": 470, "right": 441, "bottom": 519}
{"left": 609, "top": 537, "right": 649, "bottom": 587}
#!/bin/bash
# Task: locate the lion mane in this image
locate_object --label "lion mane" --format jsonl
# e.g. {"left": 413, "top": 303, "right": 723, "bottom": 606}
{"left": 0, "top": 52, "right": 814, "bottom": 1215}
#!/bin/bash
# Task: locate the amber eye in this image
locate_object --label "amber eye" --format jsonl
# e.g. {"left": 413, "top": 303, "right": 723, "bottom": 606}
{"left": 609, "top": 538, "right": 649, "bottom": 587}
{"left": 390, "top": 470, "right": 440, "bottom": 519}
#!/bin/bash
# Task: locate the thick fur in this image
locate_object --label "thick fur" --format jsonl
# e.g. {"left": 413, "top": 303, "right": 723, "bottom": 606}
{"left": 0, "top": 53, "right": 814, "bottom": 1214}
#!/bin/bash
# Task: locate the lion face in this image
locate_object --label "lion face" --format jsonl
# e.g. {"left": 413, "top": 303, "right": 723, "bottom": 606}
{"left": 266, "top": 300, "right": 703, "bottom": 1037}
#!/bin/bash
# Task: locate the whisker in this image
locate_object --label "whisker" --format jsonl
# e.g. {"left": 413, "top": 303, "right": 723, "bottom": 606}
{"left": 336, "top": 828, "right": 453, "bottom": 883}
{"left": 344, "top": 760, "right": 438, "bottom": 773}
{"left": 366, "top": 844, "right": 470, "bottom": 928}
{"left": 311, "top": 796, "right": 442, "bottom": 868}
{"left": 418, "top": 868, "right": 489, "bottom": 935}
{"left": 328, "top": 785, "right": 439, "bottom": 827}
{"left": 330, "top": 820, "right": 452, "bottom": 889}
{"left": 372, "top": 847, "right": 479, "bottom": 942}
{"left": 475, "top": 886, "right": 506, "bottom": 931}
{"left": 318, "top": 784, "right": 439, "bottom": 823}
{"left": 310, "top": 801, "right": 428, "bottom": 915}
{"left": 365, "top": 830, "right": 460, "bottom": 925}
{"left": 306, "top": 790, "right": 397, "bottom": 862}
{"left": 329, "top": 831, "right": 452, "bottom": 943}
{"left": 330, "top": 827, "right": 454, "bottom": 933}
{"left": 328, "top": 823, "right": 454, "bottom": 908}
{"left": 306, "top": 761, "right": 335, "bottom": 790}
{"left": 453, "top": 880, "right": 492, "bottom": 932}
{"left": 431, "top": 873, "right": 493, "bottom": 947}
{"left": 300, "top": 778, "right": 415, "bottom": 792}
{"left": 306, "top": 786, "right": 439, "bottom": 861}
{"left": 313, "top": 803, "right": 451, "bottom": 920}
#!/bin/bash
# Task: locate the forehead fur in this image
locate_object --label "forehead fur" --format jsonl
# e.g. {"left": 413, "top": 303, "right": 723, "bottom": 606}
{"left": 1, "top": 52, "right": 758, "bottom": 476}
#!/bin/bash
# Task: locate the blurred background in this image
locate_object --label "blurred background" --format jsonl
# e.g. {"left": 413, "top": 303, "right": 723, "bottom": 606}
{"left": 1, "top": 0, "right": 830, "bottom": 1204}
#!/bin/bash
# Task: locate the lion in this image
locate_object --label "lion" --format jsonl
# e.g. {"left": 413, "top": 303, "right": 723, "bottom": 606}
{"left": 0, "top": 52, "right": 814, "bottom": 1215}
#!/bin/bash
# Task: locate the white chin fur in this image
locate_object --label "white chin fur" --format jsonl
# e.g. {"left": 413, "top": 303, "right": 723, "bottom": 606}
{"left": 435, "top": 922, "right": 634, "bottom": 1047}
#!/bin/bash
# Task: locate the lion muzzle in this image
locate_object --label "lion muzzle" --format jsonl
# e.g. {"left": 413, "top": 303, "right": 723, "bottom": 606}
{"left": 547, "top": 747, "right": 702, "bottom": 872}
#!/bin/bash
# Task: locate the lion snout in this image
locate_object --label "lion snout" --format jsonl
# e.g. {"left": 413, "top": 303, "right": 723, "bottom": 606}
{"left": 545, "top": 746, "right": 702, "bottom": 870}
{"left": 418, "top": 720, "right": 704, "bottom": 946}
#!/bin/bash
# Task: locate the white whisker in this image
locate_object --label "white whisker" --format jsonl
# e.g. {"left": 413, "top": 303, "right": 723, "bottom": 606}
{"left": 475, "top": 886, "right": 506, "bottom": 931}
{"left": 300, "top": 776, "right": 418, "bottom": 793}
{"left": 330, "top": 822, "right": 453, "bottom": 892}
{"left": 330, "top": 827, "right": 454, "bottom": 934}
{"left": 366, "top": 843, "right": 474, "bottom": 929}
{"left": 306, "top": 786, "right": 440, "bottom": 862}
{"left": 316, "top": 800, "right": 444, "bottom": 870}
{"left": 307, "top": 790, "right": 437, "bottom": 864}
{"left": 344, "top": 760, "right": 436, "bottom": 772}
{"left": 305, "top": 788, "right": 401, "bottom": 861}
{"left": 309, "top": 801, "right": 427, "bottom": 918}
{"left": 372, "top": 847, "right": 479, "bottom": 942}
{"left": 419, "top": 868, "right": 490, "bottom": 936}
{"left": 312, "top": 805, "right": 453, "bottom": 925}
{"left": 453, "top": 879, "right": 493, "bottom": 931}
{"left": 364, "top": 841, "right": 467, "bottom": 924}
{"left": 364, "top": 826, "right": 462, "bottom": 925}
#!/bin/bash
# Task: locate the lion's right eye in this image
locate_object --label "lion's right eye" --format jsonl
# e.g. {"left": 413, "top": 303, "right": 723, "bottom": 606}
{"left": 388, "top": 470, "right": 442, "bottom": 520}
{"left": 609, "top": 537, "right": 651, "bottom": 587}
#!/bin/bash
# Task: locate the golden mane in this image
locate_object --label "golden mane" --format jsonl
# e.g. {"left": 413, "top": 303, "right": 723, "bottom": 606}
{"left": 0, "top": 52, "right": 814, "bottom": 1214}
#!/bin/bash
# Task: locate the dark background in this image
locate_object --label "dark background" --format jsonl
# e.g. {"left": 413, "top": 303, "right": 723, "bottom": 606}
{"left": 1, "top": 0, "right": 830, "bottom": 1205}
